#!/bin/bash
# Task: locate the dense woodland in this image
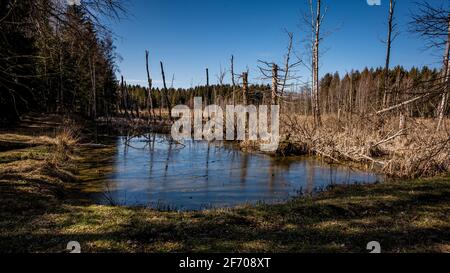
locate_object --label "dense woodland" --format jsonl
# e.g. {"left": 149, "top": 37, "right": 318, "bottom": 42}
{"left": 0, "top": 0, "right": 121, "bottom": 124}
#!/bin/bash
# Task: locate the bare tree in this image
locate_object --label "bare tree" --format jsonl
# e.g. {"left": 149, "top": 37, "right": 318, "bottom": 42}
{"left": 215, "top": 65, "right": 226, "bottom": 105}
{"left": 382, "top": 0, "right": 397, "bottom": 108}
{"left": 410, "top": 1, "right": 450, "bottom": 131}
{"left": 258, "top": 31, "right": 300, "bottom": 106}
{"left": 310, "top": 0, "right": 326, "bottom": 126}
{"left": 242, "top": 72, "right": 248, "bottom": 105}
{"left": 216, "top": 65, "right": 226, "bottom": 86}
{"left": 160, "top": 61, "right": 172, "bottom": 121}
{"left": 205, "top": 67, "right": 212, "bottom": 105}
{"left": 437, "top": 14, "right": 450, "bottom": 131}
{"left": 145, "top": 50, "right": 155, "bottom": 121}
{"left": 231, "top": 55, "right": 236, "bottom": 104}
{"left": 271, "top": 64, "right": 278, "bottom": 105}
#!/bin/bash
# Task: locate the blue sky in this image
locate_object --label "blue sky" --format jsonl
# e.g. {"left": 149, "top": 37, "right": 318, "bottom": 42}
{"left": 107, "top": 0, "right": 446, "bottom": 88}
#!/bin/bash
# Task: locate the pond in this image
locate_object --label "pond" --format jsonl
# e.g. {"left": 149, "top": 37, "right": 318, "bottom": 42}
{"left": 85, "top": 134, "right": 382, "bottom": 210}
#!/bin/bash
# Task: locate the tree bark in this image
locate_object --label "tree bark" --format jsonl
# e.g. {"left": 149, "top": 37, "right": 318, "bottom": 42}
{"left": 376, "top": 93, "right": 432, "bottom": 115}
{"left": 272, "top": 64, "right": 278, "bottom": 105}
{"left": 231, "top": 55, "right": 236, "bottom": 105}
{"left": 312, "top": 0, "right": 322, "bottom": 126}
{"left": 382, "top": 0, "right": 395, "bottom": 108}
{"left": 437, "top": 14, "right": 450, "bottom": 131}
{"left": 160, "top": 61, "right": 173, "bottom": 121}
{"left": 145, "top": 50, "right": 155, "bottom": 121}
{"left": 206, "top": 68, "right": 210, "bottom": 105}
{"left": 242, "top": 72, "right": 248, "bottom": 105}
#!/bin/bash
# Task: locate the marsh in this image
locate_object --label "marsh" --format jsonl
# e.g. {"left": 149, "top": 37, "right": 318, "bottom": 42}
{"left": 81, "top": 134, "right": 382, "bottom": 210}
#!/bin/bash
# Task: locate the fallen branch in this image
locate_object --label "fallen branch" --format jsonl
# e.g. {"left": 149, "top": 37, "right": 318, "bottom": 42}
{"left": 371, "top": 129, "right": 407, "bottom": 148}
{"left": 375, "top": 93, "right": 432, "bottom": 115}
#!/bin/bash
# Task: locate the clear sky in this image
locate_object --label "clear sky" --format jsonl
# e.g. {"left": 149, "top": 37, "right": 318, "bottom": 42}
{"left": 107, "top": 0, "right": 447, "bottom": 88}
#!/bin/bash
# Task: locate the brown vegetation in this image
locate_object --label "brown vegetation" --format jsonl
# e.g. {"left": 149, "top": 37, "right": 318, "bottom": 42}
{"left": 278, "top": 114, "right": 450, "bottom": 178}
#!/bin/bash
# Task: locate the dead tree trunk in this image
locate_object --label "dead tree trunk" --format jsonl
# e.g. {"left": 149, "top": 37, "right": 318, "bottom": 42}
{"left": 376, "top": 92, "right": 432, "bottom": 115}
{"left": 272, "top": 64, "right": 278, "bottom": 105}
{"left": 382, "top": 0, "right": 396, "bottom": 108}
{"left": 312, "top": 0, "right": 322, "bottom": 126}
{"left": 206, "top": 68, "right": 210, "bottom": 104}
{"left": 159, "top": 90, "right": 163, "bottom": 120}
{"left": 231, "top": 55, "right": 236, "bottom": 105}
{"left": 145, "top": 50, "right": 155, "bottom": 121}
{"left": 160, "top": 61, "right": 173, "bottom": 121}
{"left": 437, "top": 14, "right": 450, "bottom": 131}
{"left": 242, "top": 72, "right": 248, "bottom": 105}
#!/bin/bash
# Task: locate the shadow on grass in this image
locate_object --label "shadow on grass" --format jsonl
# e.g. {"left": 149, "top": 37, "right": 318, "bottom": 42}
{"left": 0, "top": 176, "right": 449, "bottom": 253}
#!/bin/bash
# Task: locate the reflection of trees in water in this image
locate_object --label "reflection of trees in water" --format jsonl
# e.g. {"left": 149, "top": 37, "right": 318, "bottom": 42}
{"left": 328, "top": 165, "right": 335, "bottom": 185}
{"left": 239, "top": 153, "right": 249, "bottom": 185}
{"left": 164, "top": 140, "right": 173, "bottom": 179}
{"left": 269, "top": 160, "right": 275, "bottom": 190}
{"left": 205, "top": 142, "right": 210, "bottom": 182}
{"left": 92, "top": 134, "right": 382, "bottom": 209}
{"left": 306, "top": 160, "right": 315, "bottom": 195}
{"left": 120, "top": 133, "right": 183, "bottom": 183}
{"left": 149, "top": 133, "right": 156, "bottom": 177}
{"left": 119, "top": 134, "right": 379, "bottom": 191}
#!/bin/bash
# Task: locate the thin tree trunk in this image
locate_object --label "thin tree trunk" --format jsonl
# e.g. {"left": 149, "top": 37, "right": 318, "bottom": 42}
{"left": 437, "top": 14, "right": 450, "bottom": 131}
{"left": 160, "top": 61, "right": 173, "bottom": 121}
{"left": 383, "top": 0, "right": 395, "bottom": 108}
{"left": 272, "top": 64, "right": 278, "bottom": 105}
{"left": 376, "top": 93, "right": 432, "bottom": 115}
{"left": 145, "top": 50, "right": 155, "bottom": 121}
{"left": 159, "top": 92, "right": 163, "bottom": 120}
{"left": 231, "top": 55, "right": 236, "bottom": 105}
{"left": 312, "top": 0, "right": 322, "bottom": 126}
{"left": 242, "top": 72, "right": 248, "bottom": 105}
{"left": 206, "top": 68, "right": 210, "bottom": 105}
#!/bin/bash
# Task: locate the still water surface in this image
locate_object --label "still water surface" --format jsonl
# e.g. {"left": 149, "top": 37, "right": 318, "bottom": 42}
{"left": 90, "top": 135, "right": 382, "bottom": 210}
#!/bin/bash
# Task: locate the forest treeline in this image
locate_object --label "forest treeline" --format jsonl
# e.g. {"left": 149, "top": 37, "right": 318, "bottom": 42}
{"left": 0, "top": 0, "right": 122, "bottom": 124}
{"left": 123, "top": 65, "right": 442, "bottom": 118}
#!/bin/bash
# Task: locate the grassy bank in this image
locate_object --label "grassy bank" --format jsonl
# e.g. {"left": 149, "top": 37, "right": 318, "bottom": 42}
{"left": 0, "top": 115, "right": 449, "bottom": 253}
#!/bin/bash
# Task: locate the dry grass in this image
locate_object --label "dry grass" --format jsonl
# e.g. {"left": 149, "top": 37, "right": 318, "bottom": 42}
{"left": 277, "top": 114, "right": 450, "bottom": 178}
{"left": 0, "top": 118, "right": 80, "bottom": 206}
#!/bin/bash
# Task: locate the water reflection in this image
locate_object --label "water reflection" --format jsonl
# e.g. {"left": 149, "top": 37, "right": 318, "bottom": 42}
{"left": 93, "top": 134, "right": 382, "bottom": 210}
